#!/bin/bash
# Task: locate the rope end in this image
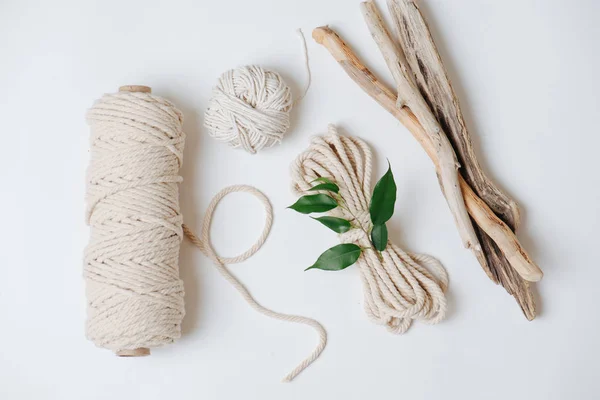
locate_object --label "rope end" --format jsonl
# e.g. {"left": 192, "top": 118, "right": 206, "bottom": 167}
{"left": 327, "top": 124, "right": 338, "bottom": 136}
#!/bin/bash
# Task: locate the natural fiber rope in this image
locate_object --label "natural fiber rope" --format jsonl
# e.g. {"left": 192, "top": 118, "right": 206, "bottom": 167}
{"left": 85, "top": 91, "right": 325, "bottom": 382}
{"left": 204, "top": 65, "right": 292, "bottom": 154}
{"left": 204, "top": 30, "right": 310, "bottom": 154}
{"left": 182, "top": 185, "right": 326, "bottom": 383}
{"left": 291, "top": 125, "right": 449, "bottom": 333}
{"left": 85, "top": 91, "right": 186, "bottom": 351}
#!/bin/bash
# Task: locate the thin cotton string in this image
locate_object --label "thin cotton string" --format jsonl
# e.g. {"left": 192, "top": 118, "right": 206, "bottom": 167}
{"left": 293, "top": 28, "right": 311, "bottom": 105}
{"left": 291, "top": 125, "right": 449, "bottom": 334}
{"left": 183, "top": 185, "right": 327, "bottom": 382}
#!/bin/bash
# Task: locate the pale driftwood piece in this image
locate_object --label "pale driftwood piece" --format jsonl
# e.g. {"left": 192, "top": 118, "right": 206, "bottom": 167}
{"left": 356, "top": 4, "right": 541, "bottom": 282}
{"left": 312, "top": 26, "right": 541, "bottom": 317}
{"left": 360, "top": 1, "right": 483, "bottom": 261}
{"left": 388, "top": 0, "right": 520, "bottom": 230}
{"left": 387, "top": 0, "right": 535, "bottom": 318}
{"left": 461, "top": 178, "right": 536, "bottom": 318}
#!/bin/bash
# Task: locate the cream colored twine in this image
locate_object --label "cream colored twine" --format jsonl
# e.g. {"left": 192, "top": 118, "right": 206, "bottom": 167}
{"left": 85, "top": 91, "right": 186, "bottom": 352}
{"left": 204, "top": 30, "right": 311, "bottom": 154}
{"left": 183, "top": 185, "right": 326, "bottom": 382}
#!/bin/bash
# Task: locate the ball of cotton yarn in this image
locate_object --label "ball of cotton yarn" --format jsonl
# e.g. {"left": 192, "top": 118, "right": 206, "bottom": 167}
{"left": 204, "top": 65, "right": 293, "bottom": 154}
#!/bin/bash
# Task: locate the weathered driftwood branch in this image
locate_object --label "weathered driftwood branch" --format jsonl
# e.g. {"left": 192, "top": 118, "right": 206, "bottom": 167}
{"left": 312, "top": 19, "right": 542, "bottom": 318}
{"left": 385, "top": 0, "right": 534, "bottom": 316}
{"left": 357, "top": 2, "right": 542, "bottom": 286}
{"left": 359, "top": 0, "right": 483, "bottom": 263}
{"left": 387, "top": 0, "right": 519, "bottom": 228}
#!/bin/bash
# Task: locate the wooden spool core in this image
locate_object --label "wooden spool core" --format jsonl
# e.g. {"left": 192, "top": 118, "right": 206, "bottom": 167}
{"left": 114, "top": 84, "right": 152, "bottom": 358}
{"left": 119, "top": 85, "right": 151, "bottom": 93}
{"left": 117, "top": 348, "right": 151, "bottom": 357}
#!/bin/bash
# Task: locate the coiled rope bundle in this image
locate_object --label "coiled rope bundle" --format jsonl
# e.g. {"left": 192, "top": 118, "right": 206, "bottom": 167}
{"left": 291, "top": 125, "right": 449, "bottom": 333}
{"left": 84, "top": 86, "right": 325, "bottom": 381}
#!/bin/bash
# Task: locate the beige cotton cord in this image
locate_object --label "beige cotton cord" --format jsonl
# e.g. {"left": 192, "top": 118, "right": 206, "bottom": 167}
{"left": 204, "top": 29, "right": 311, "bottom": 154}
{"left": 85, "top": 91, "right": 186, "bottom": 352}
{"left": 291, "top": 125, "right": 449, "bottom": 334}
{"left": 85, "top": 90, "right": 325, "bottom": 382}
{"left": 182, "top": 185, "right": 326, "bottom": 383}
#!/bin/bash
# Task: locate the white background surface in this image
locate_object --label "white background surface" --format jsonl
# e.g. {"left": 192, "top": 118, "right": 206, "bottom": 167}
{"left": 1, "top": 0, "right": 599, "bottom": 398}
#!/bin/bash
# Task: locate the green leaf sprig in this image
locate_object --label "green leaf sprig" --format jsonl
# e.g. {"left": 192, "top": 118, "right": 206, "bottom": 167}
{"left": 289, "top": 164, "right": 398, "bottom": 272}
{"left": 369, "top": 162, "right": 396, "bottom": 251}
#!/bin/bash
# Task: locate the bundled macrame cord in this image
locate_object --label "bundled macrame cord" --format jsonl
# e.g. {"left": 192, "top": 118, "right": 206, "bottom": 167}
{"left": 85, "top": 90, "right": 325, "bottom": 382}
{"left": 291, "top": 125, "right": 449, "bottom": 333}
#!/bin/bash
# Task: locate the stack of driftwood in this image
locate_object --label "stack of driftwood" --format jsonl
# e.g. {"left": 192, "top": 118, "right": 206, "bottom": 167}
{"left": 313, "top": 0, "right": 542, "bottom": 319}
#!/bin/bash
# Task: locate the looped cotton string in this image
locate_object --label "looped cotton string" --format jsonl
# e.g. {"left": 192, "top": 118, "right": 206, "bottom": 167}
{"left": 182, "top": 185, "right": 326, "bottom": 382}
{"left": 291, "top": 125, "right": 449, "bottom": 334}
{"left": 204, "top": 30, "right": 312, "bottom": 154}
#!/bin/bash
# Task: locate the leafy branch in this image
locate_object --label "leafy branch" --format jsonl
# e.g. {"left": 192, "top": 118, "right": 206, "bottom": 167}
{"left": 288, "top": 164, "right": 397, "bottom": 271}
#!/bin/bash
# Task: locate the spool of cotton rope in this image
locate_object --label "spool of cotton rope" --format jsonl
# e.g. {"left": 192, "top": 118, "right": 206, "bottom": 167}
{"left": 85, "top": 85, "right": 186, "bottom": 356}
{"left": 84, "top": 86, "right": 326, "bottom": 381}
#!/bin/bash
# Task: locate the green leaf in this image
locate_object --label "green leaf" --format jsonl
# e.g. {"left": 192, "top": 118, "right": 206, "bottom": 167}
{"left": 371, "top": 223, "right": 388, "bottom": 251}
{"left": 305, "top": 244, "right": 362, "bottom": 271}
{"left": 309, "top": 182, "right": 339, "bottom": 193}
{"left": 369, "top": 162, "right": 397, "bottom": 225}
{"left": 311, "top": 216, "right": 352, "bottom": 233}
{"left": 288, "top": 194, "right": 337, "bottom": 214}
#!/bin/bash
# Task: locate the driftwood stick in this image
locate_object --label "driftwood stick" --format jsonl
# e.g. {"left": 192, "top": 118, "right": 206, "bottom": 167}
{"left": 388, "top": 0, "right": 520, "bottom": 230}
{"left": 360, "top": 0, "right": 484, "bottom": 262}
{"left": 354, "top": 5, "right": 541, "bottom": 284}
{"left": 312, "top": 26, "right": 542, "bottom": 313}
{"left": 386, "top": 0, "right": 536, "bottom": 318}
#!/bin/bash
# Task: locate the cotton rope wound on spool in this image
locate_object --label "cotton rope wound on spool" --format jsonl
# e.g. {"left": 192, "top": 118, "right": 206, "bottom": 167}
{"left": 84, "top": 86, "right": 185, "bottom": 357}
{"left": 204, "top": 65, "right": 294, "bottom": 154}
{"left": 291, "top": 125, "right": 449, "bottom": 334}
